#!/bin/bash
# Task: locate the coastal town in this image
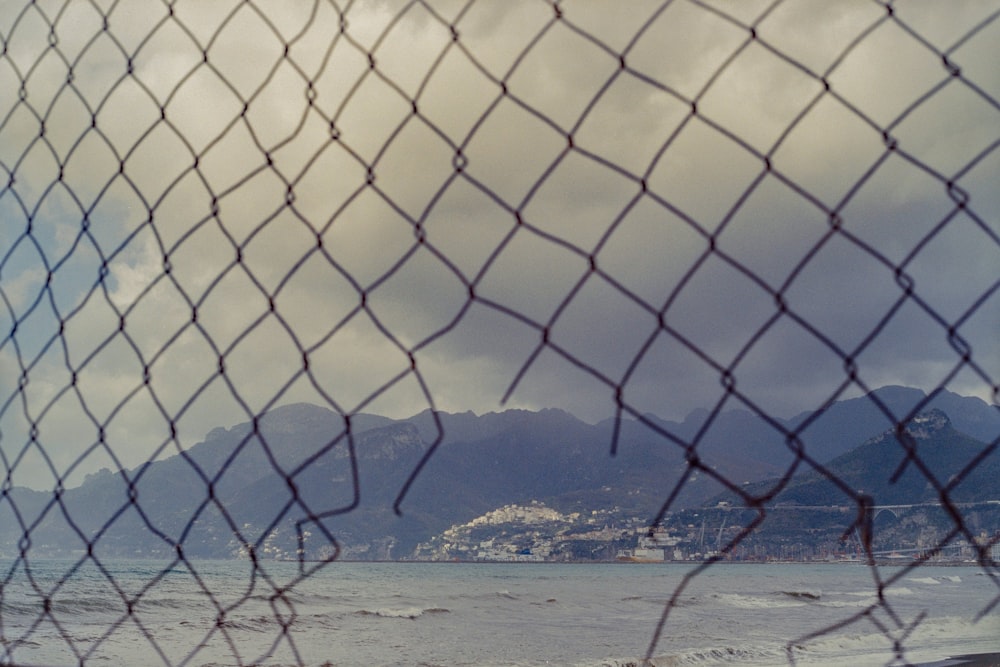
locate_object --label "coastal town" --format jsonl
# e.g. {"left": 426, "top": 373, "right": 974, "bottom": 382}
{"left": 410, "top": 500, "right": 1000, "bottom": 564}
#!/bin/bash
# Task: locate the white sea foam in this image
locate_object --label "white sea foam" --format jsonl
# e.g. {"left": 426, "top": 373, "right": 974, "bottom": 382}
{"left": 796, "top": 615, "right": 1000, "bottom": 666}
{"left": 590, "top": 644, "right": 788, "bottom": 667}
{"left": 908, "top": 575, "right": 962, "bottom": 585}
{"left": 819, "top": 596, "right": 876, "bottom": 608}
{"left": 216, "top": 616, "right": 274, "bottom": 632}
{"left": 713, "top": 592, "right": 808, "bottom": 609}
{"left": 780, "top": 589, "right": 822, "bottom": 601}
{"left": 361, "top": 605, "right": 450, "bottom": 619}
{"left": 794, "top": 630, "right": 910, "bottom": 666}
{"left": 2, "top": 561, "right": 991, "bottom": 666}
{"left": 671, "top": 644, "right": 787, "bottom": 665}
{"left": 844, "top": 586, "right": 914, "bottom": 597}
{"left": 366, "top": 606, "right": 423, "bottom": 618}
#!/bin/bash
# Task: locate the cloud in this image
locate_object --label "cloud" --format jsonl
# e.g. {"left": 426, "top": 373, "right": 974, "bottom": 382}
{"left": 1, "top": 1, "right": 997, "bottom": 488}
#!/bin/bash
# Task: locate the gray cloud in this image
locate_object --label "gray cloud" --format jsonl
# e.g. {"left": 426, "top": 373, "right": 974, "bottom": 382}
{"left": 1, "top": 0, "right": 997, "bottom": 488}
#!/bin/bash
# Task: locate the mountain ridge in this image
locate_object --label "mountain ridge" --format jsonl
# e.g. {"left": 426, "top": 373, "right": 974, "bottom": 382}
{"left": 728, "top": 407, "right": 1000, "bottom": 509}
{"left": 1, "top": 386, "right": 995, "bottom": 560}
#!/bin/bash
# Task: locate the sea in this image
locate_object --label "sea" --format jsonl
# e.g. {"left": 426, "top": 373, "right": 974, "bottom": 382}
{"left": 0, "top": 559, "right": 997, "bottom": 667}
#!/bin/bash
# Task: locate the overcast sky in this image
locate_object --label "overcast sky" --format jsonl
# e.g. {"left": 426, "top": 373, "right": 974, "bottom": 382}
{"left": 1, "top": 0, "right": 998, "bottom": 488}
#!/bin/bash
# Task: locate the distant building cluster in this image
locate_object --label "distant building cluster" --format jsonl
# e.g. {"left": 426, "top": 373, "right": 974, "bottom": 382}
{"left": 412, "top": 501, "right": 637, "bottom": 562}
{"left": 409, "top": 501, "right": 1000, "bottom": 564}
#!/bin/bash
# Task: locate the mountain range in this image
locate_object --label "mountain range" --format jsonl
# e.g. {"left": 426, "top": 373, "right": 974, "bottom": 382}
{"left": 735, "top": 408, "right": 1000, "bottom": 507}
{"left": 2, "top": 385, "right": 996, "bottom": 560}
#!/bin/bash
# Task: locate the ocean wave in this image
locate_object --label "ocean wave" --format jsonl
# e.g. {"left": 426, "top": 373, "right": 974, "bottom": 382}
{"left": 819, "top": 596, "right": 878, "bottom": 608}
{"left": 671, "top": 645, "right": 788, "bottom": 665}
{"left": 780, "top": 589, "right": 821, "bottom": 601}
{"left": 843, "top": 586, "right": 913, "bottom": 598}
{"left": 0, "top": 600, "right": 41, "bottom": 617}
{"left": 215, "top": 615, "right": 275, "bottom": 633}
{"left": 908, "top": 575, "right": 961, "bottom": 585}
{"left": 49, "top": 597, "right": 127, "bottom": 615}
{"left": 610, "top": 643, "right": 789, "bottom": 666}
{"left": 818, "top": 586, "right": 914, "bottom": 608}
{"left": 713, "top": 592, "right": 808, "bottom": 609}
{"left": 619, "top": 595, "right": 700, "bottom": 610}
{"left": 247, "top": 590, "right": 308, "bottom": 604}
{"left": 355, "top": 606, "right": 450, "bottom": 619}
{"left": 135, "top": 597, "right": 192, "bottom": 610}
{"left": 781, "top": 615, "right": 996, "bottom": 666}
{"left": 790, "top": 630, "right": 897, "bottom": 664}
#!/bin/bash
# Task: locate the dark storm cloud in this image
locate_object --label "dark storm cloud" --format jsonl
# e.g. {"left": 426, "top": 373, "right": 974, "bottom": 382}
{"left": 0, "top": 0, "right": 997, "bottom": 487}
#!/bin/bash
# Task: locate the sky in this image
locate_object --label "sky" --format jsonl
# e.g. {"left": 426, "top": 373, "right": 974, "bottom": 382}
{"left": 0, "top": 0, "right": 998, "bottom": 489}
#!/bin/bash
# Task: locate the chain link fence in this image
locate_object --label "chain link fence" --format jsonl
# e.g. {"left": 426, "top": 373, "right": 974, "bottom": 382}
{"left": 1, "top": 0, "right": 999, "bottom": 665}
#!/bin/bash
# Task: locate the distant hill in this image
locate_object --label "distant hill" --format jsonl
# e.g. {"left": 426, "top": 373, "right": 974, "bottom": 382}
{"left": 726, "top": 409, "right": 1000, "bottom": 507}
{"left": 787, "top": 385, "right": 999, "bottom": 462}
{"left": 637, "top": 385, "right": 998, "bottom": 474}
{"left": 2, "top": 386, "right": 996, "bottom": 560}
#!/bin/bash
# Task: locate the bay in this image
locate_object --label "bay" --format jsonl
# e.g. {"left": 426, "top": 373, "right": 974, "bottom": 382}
{"left": 1, "top": 559, "right": 997, "bottom": 666}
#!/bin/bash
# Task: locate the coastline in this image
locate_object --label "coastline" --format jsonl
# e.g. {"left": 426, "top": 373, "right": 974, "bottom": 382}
{"left": 919, "top": 654, "right": 1000, "bottom": 667}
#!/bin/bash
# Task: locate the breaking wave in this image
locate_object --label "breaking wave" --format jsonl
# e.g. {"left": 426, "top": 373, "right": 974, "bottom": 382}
{"left": 34, "top": 597, "right": 126, "bottom": 616}
{"left": 214, "top": 616, "right": 276, "bottom": 632}
{"left": 780, "top": 589, "right": 822, "bottom": 601}
{"left": 713, "top": 592, "right": 812, "bottom": 609}
{"left": 908, "top": 575, "right": 962, "bottom": 585}
{"left": 595, "top": 644, "right": 790, "bottom": 666}
{"left": 355, "top": 606, "right": 451, "bottom": 619}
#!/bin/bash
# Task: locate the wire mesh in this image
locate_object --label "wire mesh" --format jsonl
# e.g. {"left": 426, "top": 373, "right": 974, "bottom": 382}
{"left": 1, "top": 0, "right": 998, "bottom": 665}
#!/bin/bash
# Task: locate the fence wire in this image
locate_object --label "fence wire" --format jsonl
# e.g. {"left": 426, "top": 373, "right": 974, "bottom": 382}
{"left": 1, "top": 0, "right": 999, "bottom": 665}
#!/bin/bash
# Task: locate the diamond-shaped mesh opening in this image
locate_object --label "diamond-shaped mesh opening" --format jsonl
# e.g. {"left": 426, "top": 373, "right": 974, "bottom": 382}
{"left": 463, "top": 95, "right": 570, "bottom": 207}
{"left": 506, "top": 20, "right": 620, "bottom": 132}
{"left": 781, "top": 233, "right": 903, "bottom": 353}
{"left": 370, "top": 115, "right": 458, "bottom": 221}
{"left": 828, "top": 20, "right": 949, "bottom": 128}
{"left": 645, "top": 116, "right": 764, "bottom": 227}
{"left": 476, "top": 226, "right": 589, "bottom": 325}
{"left": 2, "top": 1, "right": 999, "bottom": 666}
{"left": 204, "top": 5, "right": 286, "bottom": 102}
{"left": 369, "top": 2, "right": 453, "bottom": 101}
{"left": 417, "top": 45, "right": 504, "bottom": 142}
{"left": 318, "top": 188, "right": 419, "bottom": 287}
{"left": 574, "top": 70, "right": 691, "bottom": 174}
{"left": 548, "top": 274, "right": 660, "bottom": 383}
{"left": 715, "top": 175, "right": 831, "bottom": 289}
{"left": 521, "top": 149, "right": 640, "bottom": 252}
{"left": 627, "top": 0, "right": 748, "bottom": 101}
{"left": 665, "top": 253, "right": 778, "bottom": 365}
{"left": 770, "top": 92, "right": 887, "bottom": 207}
{"left": 700, "top": 42, "right": 826, "bottom": 155}
{"left": 756, "top": 1, "right": 886, "bottom": 75}
{"left": 365, "top": 246, "right": 468, "bottom": 349}
{"left": 330, "top": 75, "right": 413, "bottom": 166}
